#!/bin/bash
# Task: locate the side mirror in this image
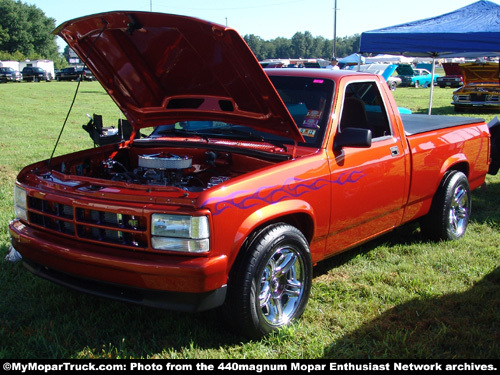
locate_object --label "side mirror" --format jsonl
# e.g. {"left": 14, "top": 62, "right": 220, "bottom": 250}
{"left": 334, "top": 127, "right": 372, "bottom": 150}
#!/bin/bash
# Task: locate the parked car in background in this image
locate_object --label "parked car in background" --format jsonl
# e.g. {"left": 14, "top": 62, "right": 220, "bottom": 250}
{"left": 260, "top": 61, "right": 285, "bottom": 68}
{"left": 57, "top": 67, "right": 80, "bottom": 81}
{"left": 21, "top": 67, "right": 51, "bottom": 82}
{"left": 437, "top": 63, "right": 463, "bottom": 88}
{"left": 351, "top": 63, "right": 402, "bottom": 91}
{"left": 396, "top": 64, "right": 439, "bottom": 88}
{"left": 56, "top": 67, "right": 96, "bottom": 81}
{"left": 78, "top": 68, "right": 95, "bottom": 81}
{"left": 387, "top": 76, "right": 402, "bottom": 91}
{"left": 452, "top": 62, "right": 500, "bottom": 112}
{"left": 0, "top": 67, "right": 22, "bottom": 83}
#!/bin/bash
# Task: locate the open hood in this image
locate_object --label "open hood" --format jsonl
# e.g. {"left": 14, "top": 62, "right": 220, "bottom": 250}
{"left": 460, "top": 62, "right": 499, "bottom": 84}
{"left": 396, "top": 64, "right": 414, "bottom": 76}
{"left": 55, "top": 11, "right": 304, "bottom": 142}
{"left": 442, "top": 63, "right": 462, "bottom": 76}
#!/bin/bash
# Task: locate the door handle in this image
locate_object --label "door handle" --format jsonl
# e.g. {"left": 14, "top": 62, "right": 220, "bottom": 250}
{"left": 390, "top": 146, "right": 400, "bottom": 157}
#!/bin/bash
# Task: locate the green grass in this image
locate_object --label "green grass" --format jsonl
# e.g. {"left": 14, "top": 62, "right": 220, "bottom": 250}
{"left": 1, "top": 81, "right": 499, "bottom": 359}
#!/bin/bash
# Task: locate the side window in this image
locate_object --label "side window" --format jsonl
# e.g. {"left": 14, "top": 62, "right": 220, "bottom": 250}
{"left": 339, "top": 81, "right": 392, "bottom": 139}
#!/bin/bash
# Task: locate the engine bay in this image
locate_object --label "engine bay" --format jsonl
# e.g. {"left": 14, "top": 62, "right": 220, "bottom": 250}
{"left": 103, "top": 150, "right": 232, "bottom": 191}
{"left": 55, "top": 145, "right": 275, "bottom": 192}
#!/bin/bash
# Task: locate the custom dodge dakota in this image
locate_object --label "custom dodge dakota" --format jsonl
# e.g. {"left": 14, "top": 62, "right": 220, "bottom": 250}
{"left": 9, "top": 12, "right": 493, "bottom": 338}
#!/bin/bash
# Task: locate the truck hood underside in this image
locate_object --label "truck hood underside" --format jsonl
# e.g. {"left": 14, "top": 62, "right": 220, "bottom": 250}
{"left": 54, "top": 11, "right": 304, "bottom": 143}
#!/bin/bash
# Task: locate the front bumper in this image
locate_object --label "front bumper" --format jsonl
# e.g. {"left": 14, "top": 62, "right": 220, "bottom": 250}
{"left": 437, "top": 79, "right": 462, "bottom": 87}
{"left": 452, "top": 101, "right": 500, "bottom": 109}
{"left": 9, "top": 219, "right": 228, "bottom": 312}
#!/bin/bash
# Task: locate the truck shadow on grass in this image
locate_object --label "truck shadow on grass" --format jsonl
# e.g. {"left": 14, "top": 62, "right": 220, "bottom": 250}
{"left": 0, "top": 224, "right": 428, "bottom": 359}
{"left": 0, "top": 254, "right": 243, "bottom": 359}
{"left": 323, "top": 266, "right": 500, "bottom": 359}
{"left": 470, "top": 175, "right": 500, "bottom": 226}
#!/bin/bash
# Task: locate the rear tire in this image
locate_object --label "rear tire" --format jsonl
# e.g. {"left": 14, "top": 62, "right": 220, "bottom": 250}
{"left": 226, "top": 223, "right": 312, "bottom": 339}
{"left": 420, "top": 171, "right": 471, "bottom": 241}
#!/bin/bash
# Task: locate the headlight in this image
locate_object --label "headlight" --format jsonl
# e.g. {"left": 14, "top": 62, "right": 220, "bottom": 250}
{"left": 14, "top": 185, "right": 28, "bottom": 221}
{"left": 151, "top": 214, "right": 209, "bottom": 253}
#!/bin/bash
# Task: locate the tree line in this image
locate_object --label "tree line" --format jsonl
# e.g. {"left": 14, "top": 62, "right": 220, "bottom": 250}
{"left": 244, "top": 32, "right": 360, "bottom": 61}
{"left": 0, "top": 0, "right": 360, "bottom": 69}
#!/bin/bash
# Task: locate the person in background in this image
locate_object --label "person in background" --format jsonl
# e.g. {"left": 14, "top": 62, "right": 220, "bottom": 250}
{"left": 328, "top": 58, "right": 340, "bottom": 70}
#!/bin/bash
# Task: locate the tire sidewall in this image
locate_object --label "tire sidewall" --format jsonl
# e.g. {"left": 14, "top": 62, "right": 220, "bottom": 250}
{"left": 441, "top": 172, "right": 471, "bottom": 240}
{"left": 422, "top": 171, "right": 471, "bottom": 241}
{"left": 250, "top": 228, "right": 311, "bottom": 334}
{"left": 228, "top": 224, "right": 312, "bottom": 338}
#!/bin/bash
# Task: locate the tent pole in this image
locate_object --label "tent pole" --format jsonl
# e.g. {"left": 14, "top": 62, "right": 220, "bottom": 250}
{"left": 428, "top": 56, "right": 436, "bottom": 115}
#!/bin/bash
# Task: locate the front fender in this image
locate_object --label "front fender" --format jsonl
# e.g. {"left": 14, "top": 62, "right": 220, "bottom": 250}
{"left": 231, "top": 199, "right": 315, "bottom": 261}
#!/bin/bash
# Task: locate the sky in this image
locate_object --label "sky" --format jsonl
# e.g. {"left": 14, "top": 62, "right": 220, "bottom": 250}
{"left": 27, "top": 0, "right": 490, "bottom": 53}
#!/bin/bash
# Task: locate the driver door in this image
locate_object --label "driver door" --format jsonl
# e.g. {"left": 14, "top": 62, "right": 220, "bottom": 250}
{"left": 326, "top": 79, "right": 409, "bottom": 254}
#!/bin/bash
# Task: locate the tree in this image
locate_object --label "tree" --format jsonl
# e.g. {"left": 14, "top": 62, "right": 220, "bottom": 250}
{"left": 291, "top": 32, "right": 306, "bottom": 58}
{"left": 244, "top": 34, "right": 265, "bottom": 59}
{"left": 273, "top": 37, "right": 293, "bottom": 59}
{"left": 336, "top": 34, "right": 361, "bottom": 58}
{"left": 0, "top": 0, "right": 58, "bottom": 60}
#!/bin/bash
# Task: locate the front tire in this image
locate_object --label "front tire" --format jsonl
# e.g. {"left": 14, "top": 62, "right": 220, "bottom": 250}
{"left": 226, "top": 223, "right": 312, "bottom": 339}
{"left": 420, "top": 171, "right": 471, "bottom": 241}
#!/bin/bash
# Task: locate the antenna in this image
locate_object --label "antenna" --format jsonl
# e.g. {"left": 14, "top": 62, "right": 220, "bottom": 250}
{"left": 333, "top": 0, "right": 338, "bottom": 59}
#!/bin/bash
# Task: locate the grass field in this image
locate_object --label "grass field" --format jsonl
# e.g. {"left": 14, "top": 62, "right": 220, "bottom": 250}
{"left": 0, "top": 81, "right": 499, "bottom": 359}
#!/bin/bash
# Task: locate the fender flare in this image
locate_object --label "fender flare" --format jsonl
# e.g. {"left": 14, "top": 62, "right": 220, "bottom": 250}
{"left": 439, "top": 153, "right": 469, "bottom": 178}
{"left": 230, "top": 199, "right": 316, "bottom": 263}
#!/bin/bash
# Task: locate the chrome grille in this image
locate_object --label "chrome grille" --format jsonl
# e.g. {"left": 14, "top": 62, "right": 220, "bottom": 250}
{"left": 27, "top": 196, "right": 147, "bottom": 249}
{"left": 470, "top": 93, "right": 485, "bottom": 102}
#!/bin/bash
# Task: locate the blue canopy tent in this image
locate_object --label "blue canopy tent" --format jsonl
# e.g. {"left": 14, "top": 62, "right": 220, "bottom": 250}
{"left": 359, "top": 0, "right": 500, "bottom": 113}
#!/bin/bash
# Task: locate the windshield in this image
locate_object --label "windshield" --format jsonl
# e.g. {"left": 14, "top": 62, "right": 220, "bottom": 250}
{"left": 149, "top": 76, "right": 334, "bottom": 148}
{"left": 269, "top": 75, "right": 333, "bottom": 147}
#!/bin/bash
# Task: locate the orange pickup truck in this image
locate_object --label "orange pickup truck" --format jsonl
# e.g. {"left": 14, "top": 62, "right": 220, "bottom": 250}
{"left": 8, "top": 12, "right": 493, "bottom": 338}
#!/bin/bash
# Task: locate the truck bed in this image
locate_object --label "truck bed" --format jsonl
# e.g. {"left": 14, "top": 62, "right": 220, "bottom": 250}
{"left": 401, "top": 114, "right": 485, "bottom": 136}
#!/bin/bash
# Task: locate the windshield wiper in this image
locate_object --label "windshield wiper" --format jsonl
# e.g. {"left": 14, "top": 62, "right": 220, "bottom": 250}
{"left": 207, "top": 127, "right": 289, "bottom": 151}
{"left": 154, "top": 126, "right": 288, "bottom": 151}
{"left": 207, "top": 127, "right": 265, "bottom": 141}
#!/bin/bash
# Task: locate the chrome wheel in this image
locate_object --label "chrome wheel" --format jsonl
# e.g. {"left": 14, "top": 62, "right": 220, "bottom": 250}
{"left": 448, "top": 184, "right": 470, "bottom": 237}
{"left": 258, "top": 246, "right": 306, "bottom": 327}
{"left": 226, "top": 223, "right": 312, "bottom": 338}
{"left": 420, "top": 171, "right": 471, "bottom": 241}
